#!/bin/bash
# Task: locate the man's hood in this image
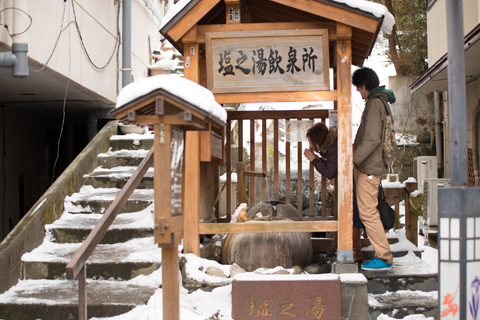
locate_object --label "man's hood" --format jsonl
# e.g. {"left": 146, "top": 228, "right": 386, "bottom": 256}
{"left": 368, "top": 85, "right": 396, "bottom": 104}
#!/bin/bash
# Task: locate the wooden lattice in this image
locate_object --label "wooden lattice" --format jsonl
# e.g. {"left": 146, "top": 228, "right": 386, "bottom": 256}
{"left": 468, "top": 148, "right": 475, "bottom": 186}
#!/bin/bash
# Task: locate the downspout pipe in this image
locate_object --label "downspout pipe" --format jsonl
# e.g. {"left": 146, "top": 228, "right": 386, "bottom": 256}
{"left": 122, "top": 0, "right": 132, "bottom": 87}
{"left": 434, "top": 91, "right": 443, "bottom": 172}
{"left": 0, "top": 0, "right": 29, "bottom": 78}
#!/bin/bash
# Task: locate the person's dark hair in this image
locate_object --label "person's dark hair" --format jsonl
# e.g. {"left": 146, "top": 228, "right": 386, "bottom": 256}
{"left": 352, "top": 67, "right": 380, "bottom": 92}
{"left": 306, "top": 122, "right": 329, "bottom": 150}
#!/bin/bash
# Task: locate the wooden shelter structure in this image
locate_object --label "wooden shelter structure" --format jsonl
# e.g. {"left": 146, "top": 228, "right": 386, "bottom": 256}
{"left": 160, "top": 0, "right": 388, "bottom": 262}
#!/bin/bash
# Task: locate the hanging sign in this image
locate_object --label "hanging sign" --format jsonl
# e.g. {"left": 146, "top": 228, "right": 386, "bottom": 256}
{"left": 170, "top": 127, "right": 184, "bottom": 214}
{"left": 205, "top": 29, "right": 329, "bottom": 94}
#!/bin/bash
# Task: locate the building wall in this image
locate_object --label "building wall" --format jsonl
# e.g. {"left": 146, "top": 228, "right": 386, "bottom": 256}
{"left": 389, "top": 76, "right": 432, "bottom": 133}
{"left": 0, "top": 0, "right": 162, "bottom": 103}
{"left": 427, "top": 0, "right": 479, "bottom": 67}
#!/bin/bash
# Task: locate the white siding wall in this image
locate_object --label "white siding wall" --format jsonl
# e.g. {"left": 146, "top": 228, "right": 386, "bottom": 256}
{"left": 427, "top": 0, "right": 479, "bottom": 67}
{"left": 0, "top": 0, "right": 162, "bottom": 103}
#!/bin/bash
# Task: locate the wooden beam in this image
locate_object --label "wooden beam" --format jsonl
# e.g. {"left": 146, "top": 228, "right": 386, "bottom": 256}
{"left": 199, "top": 220, "right": 338, "bottom": 234}
{"left": 335, "top": 23, "right": 353, "bottom": 258}
{"left": 197, "top": 22, "right": 336, "bottom": 43}
{"left": 181, "top": 26, "right": 197, "bottom": 44}
{"left": 130, "top": 115, "right": 208, "bottom": 129}
{"left": 215, "top": 90, "right": 338, "bottom": 104}
{"left": 270, "top": 0, "right": 380, "bottom": 34}
{"left": 227, "top": 110, "right": 329, "bottom": 120}
{"left": 167, "top": 0, "right": 222, "bottom": 42}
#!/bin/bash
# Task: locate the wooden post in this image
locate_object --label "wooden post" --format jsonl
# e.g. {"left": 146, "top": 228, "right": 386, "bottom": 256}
{"left": 183, "top": 39, "right": 201, "bottom": 255}
{"left": 404, "top": 182, "right": 418, "bottom": 246}
{"left": 162, "top": 243, "right": 180, "bottom": 320}
{"left": 153, "top": 123, "right": 183, "bottom": 320}
{"left": 297, "top": 139, "right": 303, "bottom": 216}
{"left": 274, "top": 119, "right": 279, "bottom": 200}
{"left": 184, "top": 131, "right": 200, "bottom": 255}
{"left": 336, "top": 23, "right": 353, "bottom": 263}
{"left": 78, "top": 266, "right": 86, "bottom": 320}
{"left": 237, "top": 162, "right": 247, "bottom": 204}
{"left": 250, "top": 119, "right": 256, "bottom": 208}
{"left": 262, "top": 119, "right": 267, "bottom": 200}
{"left": 285, "top": 118, "right": 291, "bottom": 204}
{"left": 297, "top": 117, "right": 303, "bottom": 216}
{"left": 226, "top": 120, "right": 232, "bottom": 218}
{"left": 309, "top": 117, "right": 315, "bottom": 217}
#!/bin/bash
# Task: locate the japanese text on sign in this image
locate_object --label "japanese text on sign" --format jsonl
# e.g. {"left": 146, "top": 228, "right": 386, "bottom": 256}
{"left": 247, "top": 297, "right": 326, "bottom": 318}
{"left": 206, "top": 30, "right": 329, "bottom": 93}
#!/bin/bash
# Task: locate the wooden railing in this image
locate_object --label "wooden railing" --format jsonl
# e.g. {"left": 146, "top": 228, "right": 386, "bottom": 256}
{"left": 65, "top": 147, "right": 154, "bottom": 320}
{"left": 221, "top": 109, "right": 334, "bottom": 221}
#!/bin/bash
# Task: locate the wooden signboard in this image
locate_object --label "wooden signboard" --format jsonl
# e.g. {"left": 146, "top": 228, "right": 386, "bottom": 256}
{"left": 205, "top": 29, "right": 329, "bottom": 94}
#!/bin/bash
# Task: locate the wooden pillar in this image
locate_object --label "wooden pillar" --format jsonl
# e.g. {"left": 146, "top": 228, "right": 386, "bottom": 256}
{"left": 336, "top": 23, "right": 353, "bottom": 263}
{"left": 154, "top": 123, "right": 182, "bottom": 320}
{"left": 183, "top": 38, "right": 201, "bottom": 255}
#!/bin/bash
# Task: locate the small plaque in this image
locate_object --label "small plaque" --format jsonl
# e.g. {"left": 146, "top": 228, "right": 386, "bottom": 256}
{"left": 232, "top": 276, "right": 341, "bottom": 320}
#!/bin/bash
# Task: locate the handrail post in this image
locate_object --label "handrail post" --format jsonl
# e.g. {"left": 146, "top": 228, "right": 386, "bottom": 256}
{"left": 78, "top": 265, "right": 87, "bottom": 320}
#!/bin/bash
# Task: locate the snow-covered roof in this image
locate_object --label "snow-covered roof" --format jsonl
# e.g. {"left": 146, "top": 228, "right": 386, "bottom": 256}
{"left": 161, "top": 0, "right": 395, "bottom": 35}
{"left": 329, "top": 0, "right": 394, "bottom": 34}
{"left": 115, "top": 75, "right": 227, "bottom": 124}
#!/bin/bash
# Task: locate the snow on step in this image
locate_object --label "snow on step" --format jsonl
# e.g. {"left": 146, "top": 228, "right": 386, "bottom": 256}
{"left": 0, "top": 276, "right": 160, "bottom": 319}
{"left": 362, "top": 251, "right": 438, "bottom": 294}
{"left": 97, "top": 148, "right": 151, "bottom": 168}
{"left": 82, "top": 166, "right": 154, "bottom": 189}
{"left": 47, "top": 203, "right": 155, "bottom": 244}
{"left": 109, "top": 133, "right": 154, "bottom": 151}
{"left": 21, "top": 237, "right": 162, "bottom": 280}
{"left": 66, "top": 186, "right": 154, "bottom": 214}
{"left": 368, "top": 290, "right": 438, "bottom": 319}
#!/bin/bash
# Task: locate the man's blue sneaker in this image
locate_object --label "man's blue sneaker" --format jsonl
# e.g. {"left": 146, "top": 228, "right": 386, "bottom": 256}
{"left": 361, "top": 258, "right": 393, "bottom": 271}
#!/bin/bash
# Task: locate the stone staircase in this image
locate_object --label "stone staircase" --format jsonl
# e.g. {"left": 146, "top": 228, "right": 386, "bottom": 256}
{"left": 362, "top": 252, "right": 439, "bottom": 319}
{"left": 0, "top": 132, "right": 160, "bottom": 320}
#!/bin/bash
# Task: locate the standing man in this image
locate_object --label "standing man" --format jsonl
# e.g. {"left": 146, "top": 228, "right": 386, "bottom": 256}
{"left": 352, "top": 67, "right": 395, "bottom": 271}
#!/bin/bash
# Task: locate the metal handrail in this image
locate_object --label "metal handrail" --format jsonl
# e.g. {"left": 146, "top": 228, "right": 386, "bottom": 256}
{"left": 65, "top": 147, "right": 154, "bottom": 320}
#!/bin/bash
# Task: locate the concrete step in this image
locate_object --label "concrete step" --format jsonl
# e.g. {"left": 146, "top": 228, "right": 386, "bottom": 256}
{"left": 82, "top": 166, "right": 154, "bottom": 189}
{"left": 368, "top": 290, "right": 438, "bottom": 319}
{"left": 66, "top": 186, "right": 153, "bottom": 214}
{"left": 97, "top": 149, "right": 151, "bottom": 169}
{"left": 109, "top": 133, "right": 153, "bottom": 151}
{"left": 0, "top": 278, "right": 158, "bottom": 320}
{"left": 47, "top": 209, "right": 154, "bottom": 244}
{"left": 21, "top": 237, "right": 161, "bottom": 280}
{"left": 361, "top": 257, "right": 438, "bottom": 294}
